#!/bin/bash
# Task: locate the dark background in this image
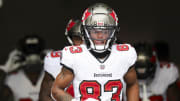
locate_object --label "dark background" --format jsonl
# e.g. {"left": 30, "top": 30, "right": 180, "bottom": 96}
{"left": 0, "top": 0, "right": 180, "bottom": 65}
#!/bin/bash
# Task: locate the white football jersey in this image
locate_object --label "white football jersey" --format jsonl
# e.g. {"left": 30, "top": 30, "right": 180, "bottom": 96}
{"left": 61, "top": 44, "right": 137, "bottom": 101}
{"left": 139, "top": 62, "right": 179, "bottom": 101}
{"left": 44, "top": 50, "right": 62, "bottom": 78}
{"left": 5, "top": 70, "right": 44, "bottom": 101}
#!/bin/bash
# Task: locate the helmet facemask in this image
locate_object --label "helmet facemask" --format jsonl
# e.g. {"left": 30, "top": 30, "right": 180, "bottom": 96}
{"left": 83, "top": 25, "right": 117, "bottom": 53}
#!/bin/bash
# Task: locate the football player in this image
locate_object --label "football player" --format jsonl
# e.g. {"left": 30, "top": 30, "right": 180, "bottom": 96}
{"left": 38, "top": 19, "right": 83, "bottom": 101}
{"left": 52, "top": 3, "right": 139, "bottom": 101}
{"left": 133, "top": 42, "right": 179, "bottom": 101}
{"left": 5, "top": 34, "right": 46, "bottom": 101}
{"left": 153, "top": 41, "right": 179, "bottom": 101}
{"left": 0, "top": 40, "right": 24, "bottom": 101}
{"left": 0, "top": 69, "right": 14, "bottom": 101}
{"left": 133, "top": 43, "right": 157, "bottom": 101}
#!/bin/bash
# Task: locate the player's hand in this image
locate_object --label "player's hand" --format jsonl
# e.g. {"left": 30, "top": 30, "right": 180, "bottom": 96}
{"left": 0, "top": 49, "right": 24, "bottom": 73}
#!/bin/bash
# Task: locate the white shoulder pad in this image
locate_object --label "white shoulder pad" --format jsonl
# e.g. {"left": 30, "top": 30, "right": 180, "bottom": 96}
{"left": 114, "top": 44, "right": 137, "bottom": 67}
{"left": 61, "top": 45, "right": 83, "bottom": 71}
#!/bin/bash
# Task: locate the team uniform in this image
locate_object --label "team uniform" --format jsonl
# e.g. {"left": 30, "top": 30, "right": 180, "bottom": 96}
{"left": 61, "top": 44, "right": 137, "bottom": 101}
{"left": 5, "top": 70, "right": 44, "bottom": 101}
{"left": 139, "top": 62, "right": 179, "bottom": 101}
{"left": 44, "top": 50, "right": 74, "bottom": 96}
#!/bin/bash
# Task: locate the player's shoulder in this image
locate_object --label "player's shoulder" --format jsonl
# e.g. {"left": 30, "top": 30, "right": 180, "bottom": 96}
{"left": 166, "top": 62, "right": 179, "bottom": 73}
{"left": 159, "top": 62, "right": 178, "bottom": 70}
{"left": 156, "top": 62, "right": 179, "bottom": 80}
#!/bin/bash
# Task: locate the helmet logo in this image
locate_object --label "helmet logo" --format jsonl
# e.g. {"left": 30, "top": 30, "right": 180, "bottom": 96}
{"left": 82, "top": 9, "right": 91, "bottom": 22}
{"left": 109, "top": 10, "right": 118, "bottom": 24}
{"left": 97, "top": 21, "right": 104, "bottom": 26}
{"left": 67, "top": 20, "right": 76, "bottom": 31}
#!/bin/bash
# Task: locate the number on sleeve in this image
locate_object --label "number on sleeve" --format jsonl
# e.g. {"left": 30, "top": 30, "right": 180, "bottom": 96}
{"left": 116, "top": 44, "right": 129, "bottom": 51}
{"left": 69, "top": 46, "right": 82, "bottom": 54}
{"left": 50, "top": 51, "right": 61, "bottom": 58}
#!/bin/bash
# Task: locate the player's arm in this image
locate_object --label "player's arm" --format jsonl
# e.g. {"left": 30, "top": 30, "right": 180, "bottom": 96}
{"left": 39, "top": 72, "right": 54, "bottom": 101}
{"left": 51, "top": 67, "right": 74, "bottom": 101}
{"left": 124, "top": 66, "right": 139, "bottom": 101}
